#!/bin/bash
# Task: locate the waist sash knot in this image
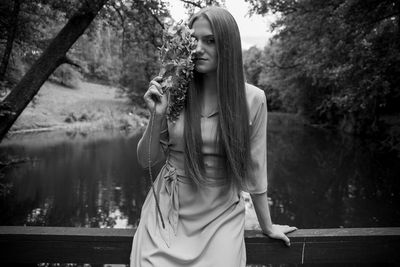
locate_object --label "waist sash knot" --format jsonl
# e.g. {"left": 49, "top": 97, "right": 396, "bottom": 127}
{"left": 158, "top": 161, "right": 183, "bottom": 247}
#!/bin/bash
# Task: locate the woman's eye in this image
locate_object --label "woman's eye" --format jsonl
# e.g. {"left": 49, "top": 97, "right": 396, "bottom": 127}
{"left": 206, "top": 38, "right": 215, "bottom": 44}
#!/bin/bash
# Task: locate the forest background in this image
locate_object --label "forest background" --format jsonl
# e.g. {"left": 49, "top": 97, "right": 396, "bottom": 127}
{"left": 0, "top": 0, "right": 399, "bottom": 155}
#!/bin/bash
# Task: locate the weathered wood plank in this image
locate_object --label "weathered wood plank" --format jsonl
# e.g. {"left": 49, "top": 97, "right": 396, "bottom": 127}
{"left": 0, "top": 226, "right": 399, "bottom": 264}
{"left": 245, "top": 229, "right": 400, "bottom": 264}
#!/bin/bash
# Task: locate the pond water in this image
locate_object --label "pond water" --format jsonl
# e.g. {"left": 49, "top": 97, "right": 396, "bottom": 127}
{"left": 1, "top": 114, "right": 399, "bottom": 231}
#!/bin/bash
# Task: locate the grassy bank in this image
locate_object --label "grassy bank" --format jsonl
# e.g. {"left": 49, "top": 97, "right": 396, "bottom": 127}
{"left": 8, "top": 82, "right": 148, "bottom": 136}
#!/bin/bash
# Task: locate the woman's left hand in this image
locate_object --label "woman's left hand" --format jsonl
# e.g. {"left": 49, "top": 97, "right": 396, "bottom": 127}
{"left": 264, "top": 224, "right": 297, "bottom": 247}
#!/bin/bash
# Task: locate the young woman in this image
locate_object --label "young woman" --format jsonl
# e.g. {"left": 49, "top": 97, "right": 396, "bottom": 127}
{"left": 130, "top": 6, "right": 297, "bottom": 267}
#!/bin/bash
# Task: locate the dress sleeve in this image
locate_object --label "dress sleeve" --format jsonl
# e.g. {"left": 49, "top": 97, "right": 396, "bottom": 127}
{"left": 243, "top": 93, "right": 268, "bottom": 194}
{"left": 139, "top": 117, "right": 169, "bottom": 168}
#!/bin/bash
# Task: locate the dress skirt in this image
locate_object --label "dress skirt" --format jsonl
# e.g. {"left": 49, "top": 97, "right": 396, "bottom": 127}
{"left": 130, "top": 161, "right": 246, "bottom": 267}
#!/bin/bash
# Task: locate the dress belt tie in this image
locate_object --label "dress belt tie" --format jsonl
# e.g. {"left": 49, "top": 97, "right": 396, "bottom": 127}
{"left": 158, "top": 161, "right": 185, "bottom": 247}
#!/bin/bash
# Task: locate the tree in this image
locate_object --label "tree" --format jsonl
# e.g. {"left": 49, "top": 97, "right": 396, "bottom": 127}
{"left": 108, "top": 0, "right": 168, "bottom": 103}
{"left": 0, "top": 0, "right": 21, "bottom": 81}
{"left": 0, "top": 0, "right": 79, "bottom": 82}
{"left": 243, "top": 46, "right": 263, "bottom": 87}
{"left": 0, "top": 0, "right": 107, "bottom": 142}
{"left": 246, "top": 0, "right": 400, "bottom": 135}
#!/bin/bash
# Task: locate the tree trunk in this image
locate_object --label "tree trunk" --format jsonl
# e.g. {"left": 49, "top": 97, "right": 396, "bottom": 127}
{"left": 0, "top": 0, "right": 21, "bottom": 81}
{"left": 0, "top": 1, "right": 106, "bottom": 143}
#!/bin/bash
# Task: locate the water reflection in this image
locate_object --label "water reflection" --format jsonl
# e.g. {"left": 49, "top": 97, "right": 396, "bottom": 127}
{"left": 267, "top": 119, "right": 400, "bottom": 228}
{"left": 0, "top": 130, "right": 149, "bottom": 228}
{"left": 0, "top": 116, "right": 399, "bottom": 229}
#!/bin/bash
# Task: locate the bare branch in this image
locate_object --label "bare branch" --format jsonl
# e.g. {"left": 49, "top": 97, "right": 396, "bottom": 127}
{"left": 180, "top": 0, "right": 203, "bottom": 8}
{"left": 141, "top": 4, "right": 164, "bottom": 29}
{"left": 61, "top": 56, "right": 83, "bottom": 70}
{"left": 148, "top": 10, "right": 164, "bottom": 29}
{"left": 109, "top": 1, "right": 125, "bottom": 25}
{"left": 369, "top": 11, "right": 400, "bottom": 27}
{"left": 82, "top": 0, "right": 109, "bottom": 14}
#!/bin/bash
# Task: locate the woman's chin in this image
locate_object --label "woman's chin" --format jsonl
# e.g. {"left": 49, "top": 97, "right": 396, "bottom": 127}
{"left": 195, "top": 66, "right": 206, "bottom": 73}
{"left": 195, "top": 65, "right": 215, "bottom": 74}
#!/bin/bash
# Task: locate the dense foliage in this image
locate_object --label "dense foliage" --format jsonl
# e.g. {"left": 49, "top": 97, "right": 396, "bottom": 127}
{"left": 0, "top": 0, "right": 69, "bottom": 87}
{"left": 244, "top": 0, "right": 400, "bottom": 144}
{"left": 0, "top": 0, "right": 168, "bottom": 98}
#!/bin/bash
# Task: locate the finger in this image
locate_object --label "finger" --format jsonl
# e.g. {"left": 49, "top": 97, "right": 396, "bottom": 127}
{"left": 150, "top": 80, "right": 162, "bottom": 88}
{"left": 284, "top": 226, "right": 298, "bottom": 234}
{"left": 143, "top": 91, "right": 154, "bottom": 105}
{"left": 144, "top": 88, "right": 162, "bottom": 103}
{"left": 148, "top": 86, "right": 163, "bottom": 97}
{"left": 282, "top": 235, "right": 291, "bottom": 247}
{"left": 149, "top": 81, "right": 163, "bottom": 94}
{"left": 153, "top": 76, "right": 163, "bottom": 82}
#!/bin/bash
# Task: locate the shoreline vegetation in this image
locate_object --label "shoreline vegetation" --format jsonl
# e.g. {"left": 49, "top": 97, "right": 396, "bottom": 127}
{"left": 5, "top": 81, "right": 149, "bottom": 139}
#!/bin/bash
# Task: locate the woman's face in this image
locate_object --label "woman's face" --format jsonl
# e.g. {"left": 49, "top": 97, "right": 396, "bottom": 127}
{"left": 192, "top": 17, "right": 218, "bottom": 74}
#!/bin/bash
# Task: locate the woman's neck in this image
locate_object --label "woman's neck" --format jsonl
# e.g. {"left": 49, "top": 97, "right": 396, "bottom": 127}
{"left": 200, "top": 71, "right": 218, "bottom": 116}
{"left": 202, "top": 71, "right": 217, "bottom": 98}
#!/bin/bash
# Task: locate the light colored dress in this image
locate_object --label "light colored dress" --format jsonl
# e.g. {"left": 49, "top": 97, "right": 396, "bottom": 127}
{"left": 130, "top": 84, "right": 268, "bottom": 267}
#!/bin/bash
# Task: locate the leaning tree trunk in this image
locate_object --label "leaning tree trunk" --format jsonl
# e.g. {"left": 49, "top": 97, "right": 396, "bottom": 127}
{"left": 0, "top": 0, "right": 21, "bottom": 81}
{"left": 0, "top": 1, "right": 107, "bottom": 143}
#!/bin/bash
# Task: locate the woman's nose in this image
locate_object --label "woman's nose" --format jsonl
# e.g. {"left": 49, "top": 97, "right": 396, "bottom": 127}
{"left": 195, "top": 40, "right": 204, "bottom": 55}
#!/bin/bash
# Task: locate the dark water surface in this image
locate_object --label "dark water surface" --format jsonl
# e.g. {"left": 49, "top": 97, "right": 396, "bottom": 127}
{"left": 1, "top": 115, "right": 399, "bottom": 230}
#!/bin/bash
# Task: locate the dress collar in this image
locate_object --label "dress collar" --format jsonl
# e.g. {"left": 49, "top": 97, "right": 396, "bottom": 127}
{"left": 200, "top": 109, "right": 218, "bottom": 118}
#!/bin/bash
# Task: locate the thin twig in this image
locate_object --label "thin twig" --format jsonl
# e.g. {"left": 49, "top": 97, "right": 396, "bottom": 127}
{"left": 180, "top": 0, "right": 203, "bottom": 8}
{"left": 62, "top": 56, "right": 83, "bottom": 70}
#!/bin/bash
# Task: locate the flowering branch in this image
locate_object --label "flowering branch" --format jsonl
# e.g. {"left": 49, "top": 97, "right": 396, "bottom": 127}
{"left": 159, "top": 21, "right": 197, "bottom": 122}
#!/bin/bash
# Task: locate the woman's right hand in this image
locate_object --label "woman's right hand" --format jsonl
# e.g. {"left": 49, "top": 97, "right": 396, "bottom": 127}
{"left": 143, "top": 76, "right": 168, "bottom": 116}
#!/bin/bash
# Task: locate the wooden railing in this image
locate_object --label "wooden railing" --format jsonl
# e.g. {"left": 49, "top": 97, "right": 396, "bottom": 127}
{"left": 0, "top": 226, "right": 399, "bottom": 265}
